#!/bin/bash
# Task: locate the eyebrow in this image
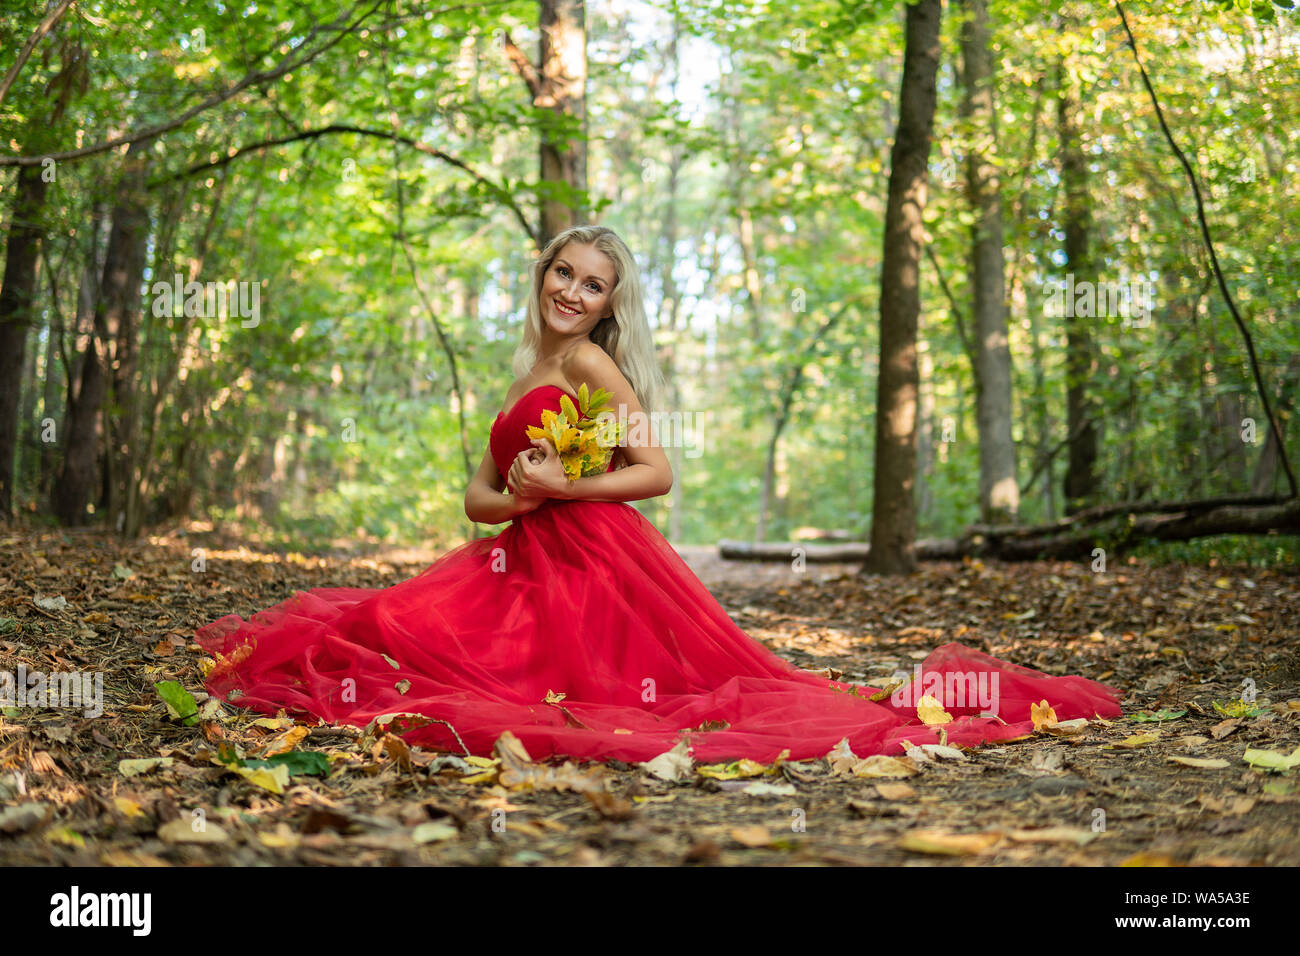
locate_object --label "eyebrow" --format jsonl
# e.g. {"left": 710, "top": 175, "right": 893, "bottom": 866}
{"left": 555, "top": 258, "right": 612, "bottom": 286}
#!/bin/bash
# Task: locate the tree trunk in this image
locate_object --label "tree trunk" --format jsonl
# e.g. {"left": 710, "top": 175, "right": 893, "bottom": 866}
{"left": 52, "top": 139, "right": 152, "bottom": 525}
{"left": 1251, "top": 354, "right": 1300, "bottom": 495}
{"left": 1057, "top": 58, "right": 1098, "bottom": 514}
{"left": 0, "top": 164, "right": 49, "bottom": 518}
{"left": 959, "top": 0, "right": 1018, "bottom": 524}
{"left": 537, "top": 0, "right": 587, "bottom": 247}
{"left": 863, "top": 0, "right": 942, "bottom": 576}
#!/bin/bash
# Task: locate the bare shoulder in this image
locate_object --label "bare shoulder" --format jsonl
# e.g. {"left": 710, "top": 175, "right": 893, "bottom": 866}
{"left": 563, "top": 342, "right": 640, "bottom": 409}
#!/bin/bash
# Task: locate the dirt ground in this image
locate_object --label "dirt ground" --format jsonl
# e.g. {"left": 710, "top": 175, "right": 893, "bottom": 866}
{"left": 1, "top": 527, "right": 1297, "bottom": 866}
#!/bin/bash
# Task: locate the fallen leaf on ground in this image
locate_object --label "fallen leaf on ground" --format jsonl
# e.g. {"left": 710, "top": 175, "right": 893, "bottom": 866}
{"left": 1167, "top": 756, "right": 1230, "bottom": 769}
{"left": 875, "top": 782, "right": 915, "bottom": 799}
{"left": 1005, "top": 827, "right": 1097, "bottom": 846}
{"left": 158, "top": 818, "right": 229, "bottom": 844}
{"left": 118, "top": 758, "right": 174, "bottom": 777}
{"left": 730, "top": 825, "right": 773, "bottom": 847}
{"left": 640, "top": 740, "right": 692, "bottom": 783}
{"left": 899, "top": 829, "right": 999, "bottom": 856}
{"left": 1243, "top": 745, "right": 1300, "bottom": 773}
{"left": 1210, "top": 718, "right": 1242, "bottom": 740}
{"left": 851, "top": 755, "right": 919, "bottom": 779}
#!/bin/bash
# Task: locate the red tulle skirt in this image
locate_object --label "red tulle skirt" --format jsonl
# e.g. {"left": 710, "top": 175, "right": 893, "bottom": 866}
{"left": 195, "top": 497, "right": 1123, "bottom": 763}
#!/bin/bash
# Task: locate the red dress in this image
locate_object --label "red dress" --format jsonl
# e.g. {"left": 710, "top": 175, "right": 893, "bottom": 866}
{"left": 196, "top": 384, "right": 1122, "bottom": 763}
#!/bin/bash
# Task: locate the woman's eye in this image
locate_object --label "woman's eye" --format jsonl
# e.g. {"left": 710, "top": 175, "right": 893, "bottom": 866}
{"left": 586, "top": 283, "right": 600, "bottom": 292}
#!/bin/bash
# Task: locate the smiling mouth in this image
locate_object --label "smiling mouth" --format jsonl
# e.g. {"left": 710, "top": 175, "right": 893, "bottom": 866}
{"left": 553, "top": 299, "right": 581, "bottom": 316}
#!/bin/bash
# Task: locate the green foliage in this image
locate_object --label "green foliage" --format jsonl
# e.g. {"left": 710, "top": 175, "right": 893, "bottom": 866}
{"left": 1129, "top": 535, "right": 1300, "bottom": 568}
{"left": 3, "top": 0, "right": 1297, "bottom": 558}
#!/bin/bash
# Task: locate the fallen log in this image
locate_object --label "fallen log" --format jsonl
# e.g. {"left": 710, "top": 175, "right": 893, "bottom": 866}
{"left": 718, "top": 496, "right": 1300, "bottom": 563}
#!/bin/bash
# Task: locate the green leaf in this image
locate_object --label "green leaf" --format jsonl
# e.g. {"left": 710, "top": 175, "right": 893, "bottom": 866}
{"left": 243, "top": 750, "right": 331, "bottom": 777}
{"left": 1242, "top": 745, "right": 1300, "bottom": 773}
{"left": 154, "top": 681, "right": 199, "bottom": 726}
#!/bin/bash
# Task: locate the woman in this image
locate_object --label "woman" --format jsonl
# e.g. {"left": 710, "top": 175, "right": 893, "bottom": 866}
{"left": 196, "top": 224, "right": 1122, "bottom": 763}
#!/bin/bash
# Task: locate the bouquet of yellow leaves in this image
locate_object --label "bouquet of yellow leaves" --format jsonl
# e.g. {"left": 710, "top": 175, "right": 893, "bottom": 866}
{"left": 525, "top": 382, "right": 625, "bottom": 482}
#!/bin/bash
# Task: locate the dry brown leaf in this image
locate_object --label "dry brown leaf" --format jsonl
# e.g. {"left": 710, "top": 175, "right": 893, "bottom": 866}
{"left": 29, "top": 751, "right": 63, "bottom": 776}
{"left": 1043, "top": 718, "right": 1088, "bottom": 736}
{"left": 382, "top": 733, "right": 413, "bottom": 773}
{"left": 157, "top": 818, "right": 229, "bottom": 844}
{"left": 1167, "top": 756, "right": 1230, "bottom": 769}
{"left": 584, "top": 790, "right": 636, "bottom": 820}
{"left": 851, "top": 755, "right": 919, "bottom": 779}
{"left": 899, "top": 829, "right": 999, "bottom": 856}
{"left": 874, "top": 782, "right": 915, "bottom": 800}
{"left": 1210, "top": 718, "right": 1242, "bottom": 740}
{"left": 826, "top": 737, "right": 858, "bottom": 774}
{"left": 730, "top": 825, "right": 773, "bottom": 848}
{"left": 1005, "top": 827, "right": 1097, "bottom": 846}
{"left": 640, "top": 740, "right": 692, "bottom": 783}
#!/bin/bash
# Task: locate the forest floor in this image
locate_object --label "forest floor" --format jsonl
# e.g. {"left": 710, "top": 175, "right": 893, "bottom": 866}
{"left": 1, "top": 526, "right": 1298, "bottom": 867}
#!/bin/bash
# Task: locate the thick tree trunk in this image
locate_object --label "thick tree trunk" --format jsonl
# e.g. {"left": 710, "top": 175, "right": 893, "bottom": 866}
{"left": 52, "top": 139, "right": 152, "bottom": 525}
{"left": 863, "top": 0, "right": 942, "bottom": 576}
{"left": 959, "top": 0, "right": 1018, "bottom": 525}
{"left": 1057, "top": 59, "right": 1098, "bottom": 513}
{"left": 0, "top": 164, "right": 49, "bottom": 518}
{"left": 537, "top": 0, "right": 587, "bottom": 247}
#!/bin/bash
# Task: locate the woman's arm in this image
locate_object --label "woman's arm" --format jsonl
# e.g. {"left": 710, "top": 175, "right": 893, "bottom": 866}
{"left": 505, "top": 342, "right": 673, "bottom": 503}
{"left": 464, "top": 445, "right": 543, "bottom": 524}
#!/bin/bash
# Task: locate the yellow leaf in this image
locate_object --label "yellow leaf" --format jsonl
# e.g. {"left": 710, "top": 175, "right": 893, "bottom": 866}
{"left": 917, "top": 694, "right": 952, "bottom": 726}
{"left": 232, "top": 763, "right": 289, "bottom": 794}
{"left": 45, "top": 826, "right": 85, "bottom": 847}
{"left": 250, "top": 717, "right": 294, "bottom": 730}
{"left": 1112, "top": 732, "right": 1161, "bottom": 749}
{"left": 560, "top": 394, "right": 580, "bottom": 423}
{"left": 1031, "top": 700, "right": 1058, "bottom": 731}
{"left": 262, "top": 725, "right": 309, "bottom": 756}
{"left": 114, "top": 797, "right": 145, "bottom": 818}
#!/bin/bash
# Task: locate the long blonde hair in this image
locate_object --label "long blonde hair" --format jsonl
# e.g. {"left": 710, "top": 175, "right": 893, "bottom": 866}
{"left": 512, "top": 225, "right": 665, "bottom": 414}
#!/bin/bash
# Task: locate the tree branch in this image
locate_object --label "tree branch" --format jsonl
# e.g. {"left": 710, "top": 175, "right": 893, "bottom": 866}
{"left": 151, "top": 123, "right": 537, "bottom": 245}
{"left": 0, "top": 0, "right": 76, "bottom": 109}
{"left": 501, "top": 29, "right": 542, "bottom": 98}
{"left": 0, "top": 0, "right": 385, "bottom": 167}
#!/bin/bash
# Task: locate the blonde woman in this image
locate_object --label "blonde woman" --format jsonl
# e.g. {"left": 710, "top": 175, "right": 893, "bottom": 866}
{"left": 197, "top": 225, "right": 1121, "bottom": 764}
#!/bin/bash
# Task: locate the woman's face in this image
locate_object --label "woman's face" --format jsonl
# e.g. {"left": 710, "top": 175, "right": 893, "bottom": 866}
{"left": 539, "top": 242, "right": 616, "bottom": 337}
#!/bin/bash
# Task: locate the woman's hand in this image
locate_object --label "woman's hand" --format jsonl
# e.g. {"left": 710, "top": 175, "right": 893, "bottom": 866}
{"left": 506, "top": 438, "right": 572, "bottom": 501}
